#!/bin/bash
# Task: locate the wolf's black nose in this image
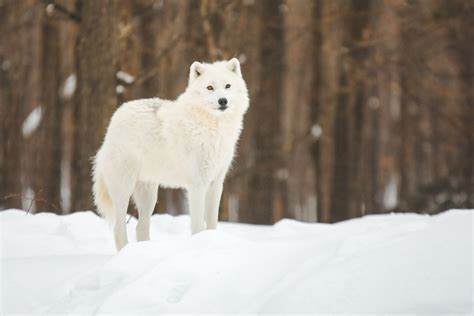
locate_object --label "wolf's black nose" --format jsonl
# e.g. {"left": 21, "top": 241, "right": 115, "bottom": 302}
{"left": 218, "top": 98, "right": 228, "bottom": 106}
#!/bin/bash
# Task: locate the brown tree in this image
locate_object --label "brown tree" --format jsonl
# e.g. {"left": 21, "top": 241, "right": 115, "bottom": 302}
{"left": 71, "top": 0, "right": 119, "bottom": 211}
{"left": 0, "top": 1, "right": 23, "bottom": 209}
{"left": 30, "top": 7, "right": 63, "bottom": 213}
{"left": 0, "top": 0, "right": 42, "bottom": 210}
{"left": 242, "top": 0, "right": 286, "bottom": 224}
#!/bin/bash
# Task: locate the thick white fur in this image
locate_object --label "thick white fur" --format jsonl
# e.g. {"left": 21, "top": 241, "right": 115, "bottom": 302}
{"left": 92, "top": 59, "right": 249, "bottom": 250}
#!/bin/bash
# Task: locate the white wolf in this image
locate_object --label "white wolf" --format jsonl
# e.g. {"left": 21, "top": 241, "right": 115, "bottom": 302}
{"left": 92, "top": 58, "right": 249, "bottom": 250}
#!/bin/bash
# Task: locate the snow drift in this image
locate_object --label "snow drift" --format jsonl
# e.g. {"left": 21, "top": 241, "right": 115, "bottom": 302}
{"left": 1, "top": 209, "right": 472, "bottom": 315}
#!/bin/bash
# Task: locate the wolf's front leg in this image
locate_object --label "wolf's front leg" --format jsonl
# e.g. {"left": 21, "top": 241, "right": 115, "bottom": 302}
{"left": 188, "top": 187, "right": 206, "bottom": 234}
{"left": 205, "top": 178, "right": 224, "bottom": 230}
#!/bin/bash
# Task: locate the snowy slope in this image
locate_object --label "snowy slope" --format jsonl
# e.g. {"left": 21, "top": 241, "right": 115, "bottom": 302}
{"left": 1, "top": 209, "right": 472, "bottom": 315}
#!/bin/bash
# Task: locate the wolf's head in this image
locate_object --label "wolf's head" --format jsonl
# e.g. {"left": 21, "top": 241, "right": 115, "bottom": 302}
{"left": 185, "top": 58, "right": 249, "bottom": 115}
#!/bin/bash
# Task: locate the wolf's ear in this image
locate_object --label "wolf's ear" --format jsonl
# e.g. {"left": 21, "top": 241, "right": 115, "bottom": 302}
{"left": 189, "top": 61, "right": 204, "bottom": 82}
{"left": 227, "top": 58, "right": 241, "bottom": 76}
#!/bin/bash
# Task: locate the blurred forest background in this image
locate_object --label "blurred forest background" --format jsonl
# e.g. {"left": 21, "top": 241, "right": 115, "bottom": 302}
{"left": 0, "top": 0, "right": 472, "bottom": 224}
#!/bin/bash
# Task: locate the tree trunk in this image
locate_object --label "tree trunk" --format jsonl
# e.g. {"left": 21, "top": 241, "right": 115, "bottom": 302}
{"left": 330, "top": 66, "right": 351, "bottom": 222}
{"left": 315, "top": 0, "right": 342, "bottom": 223}
{"left": 453, "top": 3, "right": 474, "bottom": 208}
{"left": 71, "top": 0, "right": 119, "bottom": 211}
{"left": 243, "top": 0, "right": 286, "bottom": 224}
{"left": 0, "top": 0, "right": 41, "bottom": 210}
{"left": 0, "top": 1, "right": 22, "bottom": 209}
{"left": 329, "top": 0, "right": 373, "bottom": 222}
{"left": 30, "top": 10, "right": 63, "bottom": 213}
{"left": 309, "top": 0, "right": 323, "bottom": 222}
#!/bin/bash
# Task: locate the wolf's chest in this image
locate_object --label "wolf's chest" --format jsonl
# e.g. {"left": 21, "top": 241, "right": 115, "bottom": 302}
{"left": 190, "top": 129, "right": 232, "bottom": 160}
{"left": 185, "top": 125, "right": 236, "bottom": 174}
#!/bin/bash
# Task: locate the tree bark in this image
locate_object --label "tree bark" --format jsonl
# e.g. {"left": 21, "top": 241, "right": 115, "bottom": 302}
{"left": 71, "top": 0, "right": 119, "bottom": 211}
{"left": 0, "top": 1, "right": 23, "bottom": 209}
{"left": 242, "top": 0, "right": 286, "bottom": 224}
{"left": 309, "top": 0, "right": 323, "bottom": 222}
{"left": 0, "top": 0, "right": 41, "bottom": 210}
{"left": 330, "top": 0, "right": 373, "bottom": 222}
{"left": 30, "top": 10, "right": 63, "bottom": 213}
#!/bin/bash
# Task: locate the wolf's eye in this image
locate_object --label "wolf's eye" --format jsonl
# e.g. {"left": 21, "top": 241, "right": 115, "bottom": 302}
{"left": 225, "top": 84, "right": 231, "bottom": 89}
{"left": 207, "top": 85, "right": 214, "bottom": 91}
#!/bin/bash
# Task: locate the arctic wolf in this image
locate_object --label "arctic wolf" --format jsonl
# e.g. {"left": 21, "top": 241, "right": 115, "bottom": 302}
{"left": 93, "top": 58, "right": 249, "bottom": 250}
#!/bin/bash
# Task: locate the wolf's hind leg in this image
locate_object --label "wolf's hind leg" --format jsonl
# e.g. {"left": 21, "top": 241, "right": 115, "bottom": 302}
{"left": 107, "top": 177, "right": 135, "bottom": 251}
{"left": 133, "top": 182, "right": 158, "bottom": 242}
{"left": 111, "top": 195, "right": 131, "bottom": 251}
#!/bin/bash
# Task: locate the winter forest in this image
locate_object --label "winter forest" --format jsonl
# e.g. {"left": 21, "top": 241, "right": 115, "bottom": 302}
{"left": 1, "top": 0, "right": 473, "bottom": 223}
{"left": 1, "top": 0, "right": 473, "bottom": 314}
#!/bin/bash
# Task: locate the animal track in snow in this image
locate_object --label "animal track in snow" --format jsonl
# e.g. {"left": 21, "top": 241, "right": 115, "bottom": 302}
{"left": 166, "top": 282, "right": 191, "bottom": 303}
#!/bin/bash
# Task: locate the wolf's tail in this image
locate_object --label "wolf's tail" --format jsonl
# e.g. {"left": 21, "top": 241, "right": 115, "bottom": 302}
{"left": 92, "top": 172, "right": 115, "bottom": 226}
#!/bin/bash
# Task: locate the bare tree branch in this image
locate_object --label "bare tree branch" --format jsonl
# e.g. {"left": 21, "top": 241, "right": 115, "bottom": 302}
{"left": 42, "top": 0, "right": 81, "bottom": 22}
{"left": 133, "top": 32, "right": 185, "bottom": 87}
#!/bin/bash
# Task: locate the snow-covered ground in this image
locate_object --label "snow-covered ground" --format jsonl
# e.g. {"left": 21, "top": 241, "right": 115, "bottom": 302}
{"left": 1, "top": 209, "right": 472, "bottom": 315}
